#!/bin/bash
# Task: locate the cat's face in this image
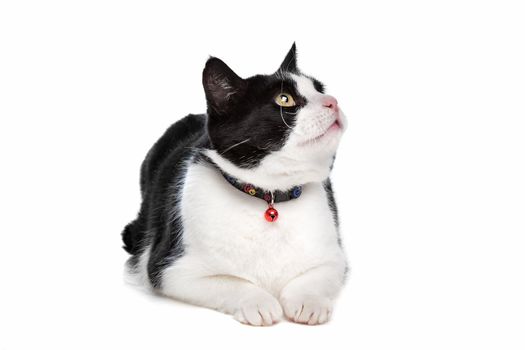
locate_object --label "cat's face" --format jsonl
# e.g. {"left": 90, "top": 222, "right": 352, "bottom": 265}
{"left": 203, "top": 44, "right": 347, "bottom": 190}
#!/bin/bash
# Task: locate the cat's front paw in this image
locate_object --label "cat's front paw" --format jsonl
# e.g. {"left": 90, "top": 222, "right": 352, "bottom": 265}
{"left": 233, "top": 292, "right": 283, "bottom": 326}
{"left": 280, "top": 294, "right": 333, "bottom": 325}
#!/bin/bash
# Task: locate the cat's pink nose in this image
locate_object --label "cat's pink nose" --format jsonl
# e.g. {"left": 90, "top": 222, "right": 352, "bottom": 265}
{"left": 322, "top": 95, "right": 338, "bottom": 111}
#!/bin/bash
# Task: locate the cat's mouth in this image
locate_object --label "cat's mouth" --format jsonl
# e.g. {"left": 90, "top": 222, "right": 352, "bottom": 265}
{"left": 300, "top": 118, "right": 342, "bottom": 146}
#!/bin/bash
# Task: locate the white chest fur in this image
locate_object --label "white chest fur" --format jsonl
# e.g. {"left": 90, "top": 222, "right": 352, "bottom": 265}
{"left": 166, "top": 160, "right": 345, "bottom": 296}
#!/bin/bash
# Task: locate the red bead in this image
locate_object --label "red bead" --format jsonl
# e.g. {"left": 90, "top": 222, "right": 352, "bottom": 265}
{"left": 264, "top": 207, "right": 279, "bottom": 222}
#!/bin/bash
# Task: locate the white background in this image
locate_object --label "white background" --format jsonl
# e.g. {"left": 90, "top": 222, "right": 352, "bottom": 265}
{"left": 1, "top": 0, "right": 524, "bottom": 349}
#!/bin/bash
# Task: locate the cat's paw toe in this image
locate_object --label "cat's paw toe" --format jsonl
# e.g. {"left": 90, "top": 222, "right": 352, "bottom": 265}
{"left": 234, "top": 293, "right": 283, "bottom": 326}
{"left": 280, "top": 295, "right": 333, "bottom": 325}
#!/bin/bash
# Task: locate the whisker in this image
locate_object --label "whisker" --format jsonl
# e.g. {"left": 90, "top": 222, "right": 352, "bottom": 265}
{"left": 220, "top": 138, "right": 251, "bottom": 155}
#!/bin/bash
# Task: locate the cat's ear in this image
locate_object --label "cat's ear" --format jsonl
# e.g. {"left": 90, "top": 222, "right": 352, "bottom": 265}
{"left": 203, "top": 57, "right": 246, "bottom": 114}
{"left": 278, "top": 42, "right": 298, "bottom": 73}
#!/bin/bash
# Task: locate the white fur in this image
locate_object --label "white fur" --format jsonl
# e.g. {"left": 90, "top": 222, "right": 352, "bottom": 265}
{"left": 141, "top": 74, "right": 348, "bottom": 326}
{"left": 161, "top": 161, "right": 346, "bottom": 325}
{"left": 125, "top": 242, "right": 152, "bottom": 290}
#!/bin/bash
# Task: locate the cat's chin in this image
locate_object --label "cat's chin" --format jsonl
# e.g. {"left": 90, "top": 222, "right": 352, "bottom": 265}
{"left": 297, "top": 117, "right": 343, "bottom": 147}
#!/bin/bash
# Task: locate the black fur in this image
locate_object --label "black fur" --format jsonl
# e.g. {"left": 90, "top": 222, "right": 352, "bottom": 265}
{"left": 122, "top": 114, "right": 208, "bottom": 286}
{"left": 122, "top": 44, "right": 338, "bottom": 288}
{"left": 203, "top": 45, "right": 310, "bottom": 168}
{"left": 278, "top": 42, "right": 299, "bottom": 73}
{"left": 323, "top": 179, "right": 339, "bottom": 229}
{"left": 310, "top": 77, "right": 325, "bottom": 94}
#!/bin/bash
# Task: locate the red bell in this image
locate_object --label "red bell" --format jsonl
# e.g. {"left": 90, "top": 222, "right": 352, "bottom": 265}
{"left": 264, "top": 206, "right": 279, "bottom": 222}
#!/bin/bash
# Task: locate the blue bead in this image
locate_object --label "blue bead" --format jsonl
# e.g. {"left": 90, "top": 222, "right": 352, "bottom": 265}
{"left": 291, "top": 186, "right": 302, "bottom": 198}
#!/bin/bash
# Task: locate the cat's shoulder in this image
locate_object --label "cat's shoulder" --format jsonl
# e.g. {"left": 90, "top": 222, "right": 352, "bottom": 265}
{"left": 140, "top": 114, "right": 208, "bottom": 191}
{"left": 147, "top": 113, "right": 207, "bottom": 160}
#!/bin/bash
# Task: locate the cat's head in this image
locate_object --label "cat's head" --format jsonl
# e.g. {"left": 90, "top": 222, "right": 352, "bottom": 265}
{"left": 203, "top": 43, "right": 347, "bottom": 190}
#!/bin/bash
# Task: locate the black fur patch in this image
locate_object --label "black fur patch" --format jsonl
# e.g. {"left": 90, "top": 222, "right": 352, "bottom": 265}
{"left": 122, "top": 114, "right": 208, "bottom": 287}
{"left": 323, "top": 179, "right": 340, "bottom": 229}
{"left": 205, "top": 73, "right": 305, "bottom": 167}
{"left": 278, "top": 42, "right": 299, "bottom": 73}
{"left": 311, "top": 77, "right": 325, "bottom": 93}
{"left": 200, "top": 43, "right": 323, "bottom": 168}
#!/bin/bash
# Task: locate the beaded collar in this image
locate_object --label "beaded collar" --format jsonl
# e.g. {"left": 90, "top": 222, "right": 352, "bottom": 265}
{"left": 221, "top": 172, "right": 302, "bottom": 203}
{"left": 200, "top": 153, "right": 303, "bottom": 222}
{"left": 220, "top": 171, "right": 303, "bottom": 222}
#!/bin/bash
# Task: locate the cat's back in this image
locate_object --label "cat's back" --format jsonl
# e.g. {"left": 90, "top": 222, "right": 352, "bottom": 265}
{"left": 140, "top": 113, "right": 207, "bottom": 193}
{"left": 121, "top": 114, "right": 207, "bottom": 259}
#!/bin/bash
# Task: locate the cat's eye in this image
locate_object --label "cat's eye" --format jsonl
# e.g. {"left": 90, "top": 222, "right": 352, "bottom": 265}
{"left": 275, "top": 93, "right": 296, "bottom": 107}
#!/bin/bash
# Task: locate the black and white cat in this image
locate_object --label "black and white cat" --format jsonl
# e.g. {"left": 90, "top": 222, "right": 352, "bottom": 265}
{"left": 122, "top": 44, "right": 348, "bottom": 326}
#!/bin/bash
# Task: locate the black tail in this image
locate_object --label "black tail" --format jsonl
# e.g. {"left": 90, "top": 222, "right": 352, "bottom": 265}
{"left": 122, "top": 220, "right": 139, "bottom": 254}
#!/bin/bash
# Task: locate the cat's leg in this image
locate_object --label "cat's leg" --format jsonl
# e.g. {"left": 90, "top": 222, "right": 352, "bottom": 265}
{"left": 161, "top": 270, "right": 283, "bottom": 326}
{"left": 279, "top": 263, "right": 346, "bottom": 325}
